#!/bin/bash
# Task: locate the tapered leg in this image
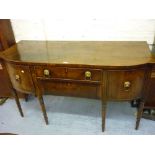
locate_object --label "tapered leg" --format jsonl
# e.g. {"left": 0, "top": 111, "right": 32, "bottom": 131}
{"left": 102, "top": 100, "right": 107, "bottom": 132}
{"left": 12, "top": 88, "right": 24, "bottom": 117}
{"left": 37, "top": 95, "right": 48, "bottom": 125}
{"left": 135, "top": 100, "right": 144, "bottom": 130}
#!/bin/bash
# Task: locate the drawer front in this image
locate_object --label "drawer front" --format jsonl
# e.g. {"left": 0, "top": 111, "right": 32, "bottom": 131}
{"left": 6, "top": 63, "right": 35, "bottom": 93}
{"left": 35, "top": 66, "right": 67, "bottom": 79}
{"left": 34, "top": 66, "right": 102, "bottom": 82}
{"left": 67, "top": 68, "right": 102, "bottom": 81}
{"left": 107, "top": 69, "right": 145, "bottom": 100}
{"left": 38, "top": 80, "right": 101, "bottom": 99}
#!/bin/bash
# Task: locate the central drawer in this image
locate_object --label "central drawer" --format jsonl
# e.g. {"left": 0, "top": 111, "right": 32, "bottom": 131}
{"left": 34, "top": 66, "right": 102, "bottom": 82}
{"left": 34, "top": 66, "right": 102, "bottom": 99}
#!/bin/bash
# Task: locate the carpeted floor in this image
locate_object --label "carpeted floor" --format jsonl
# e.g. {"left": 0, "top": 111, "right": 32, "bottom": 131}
{"left": 0, "top": 95, "right": 155, "bottom": 135}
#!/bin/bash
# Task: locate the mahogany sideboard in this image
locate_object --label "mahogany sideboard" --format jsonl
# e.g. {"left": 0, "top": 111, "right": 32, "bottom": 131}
{"left": 0, "top": 40, "right": 155, "bottom": 132}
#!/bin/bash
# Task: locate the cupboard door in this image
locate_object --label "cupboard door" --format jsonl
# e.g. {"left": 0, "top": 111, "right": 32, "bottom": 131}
{"left": 107, "top": 69, "right": 145, "bottom": 100}
{"left": 144, "top": 69, "right": 155, "bottom": 108}
{"left": 6, "top": 63, "right": 35, "bottom": 94}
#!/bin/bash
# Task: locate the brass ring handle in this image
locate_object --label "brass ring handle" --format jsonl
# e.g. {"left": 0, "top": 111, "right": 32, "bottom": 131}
{"left": 44, "top": 69, "right": 50, "bottom": 76}
{"left": 85, "top": 71, "right": 91, "bottom": 79}
{"left": 124, "top": 81, "right": 131, "bottom": 91}
{"left": 15, "top": 75, "right": 20, "bottom": 81}
{"left": 21, "top": 70, "right": 24, "bottom": 73}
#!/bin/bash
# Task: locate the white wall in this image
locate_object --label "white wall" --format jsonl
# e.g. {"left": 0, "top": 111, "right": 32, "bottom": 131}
{"left": 11, "top": 19, "right": 155, "bottom": 50}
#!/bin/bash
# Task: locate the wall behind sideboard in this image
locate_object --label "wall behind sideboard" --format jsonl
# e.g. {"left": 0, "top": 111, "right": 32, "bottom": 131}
{"left": 11, "top": 19, "right": 155, "bottom": 50}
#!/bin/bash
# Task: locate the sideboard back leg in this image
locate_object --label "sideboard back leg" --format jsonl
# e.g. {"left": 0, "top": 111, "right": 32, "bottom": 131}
{"left": 12, "top": 88, "right": 24, "bottom": 117}
{"left": 135, "top": 100, "right": 144, "bottom": 130}
{"left": 24, "top": 94, "right": 28, "bottom": 102}
{"left": 37, "top": 95, "right": 49, "bottom": 125}
{"left": 102, "top": 100, "right": 107, "bottom": 132}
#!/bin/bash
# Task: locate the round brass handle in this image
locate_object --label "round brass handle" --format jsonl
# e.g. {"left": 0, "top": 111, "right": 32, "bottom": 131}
{"left": 21, "top": 70, "right": 24, "bottom": 73}
{"left": 85, "top": 71, "right": 91, "bottom": 79}
{"left": 44, "top": 69, "right": 50, "bottom": 76}
{"left": 124, "top": 81, "right": 131, "bottom": 91}
{"left": 15, "top": 75, "right": 20, "bottom": 81}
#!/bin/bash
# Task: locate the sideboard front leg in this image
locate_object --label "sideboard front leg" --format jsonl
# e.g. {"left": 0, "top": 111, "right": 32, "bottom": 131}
{"left": 102, "top": 100, "right": 107, "bottom": 132}
{"left": 12, "top": 88, "right": 24, "bottom": 117}
{"left": 37, "top": 95, "right": 49, "bottom": 125}
{"left": 135, "top": 99, "right": 144, "bottom": 130}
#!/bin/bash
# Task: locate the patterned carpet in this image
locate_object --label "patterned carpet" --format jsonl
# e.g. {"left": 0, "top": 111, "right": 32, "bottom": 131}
{"left": 0, "top": 95, "right": 155, "bottom": 135}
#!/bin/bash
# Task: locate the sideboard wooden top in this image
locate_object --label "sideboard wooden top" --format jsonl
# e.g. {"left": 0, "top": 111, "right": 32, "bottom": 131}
{"left": 1, "top": 40, "right": 155, "bottom": 66}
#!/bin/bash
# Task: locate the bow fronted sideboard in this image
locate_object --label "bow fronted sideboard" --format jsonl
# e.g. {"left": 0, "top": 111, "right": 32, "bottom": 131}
{"left": 1, "top": 41, "right": 155, "bottom": 131}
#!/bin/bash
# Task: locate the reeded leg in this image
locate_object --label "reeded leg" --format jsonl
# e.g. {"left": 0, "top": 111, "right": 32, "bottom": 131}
{"left": 12, "top": 88, "right": 24, "bottom": 117}
{"left": 135, "top": 100, "right": 144, "bottom": 130}
{"left": 102, "top": 100, "right": 107, "bottom": 132}
{"left": 37, "top": 95, "right": 48, "bottom": 125}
